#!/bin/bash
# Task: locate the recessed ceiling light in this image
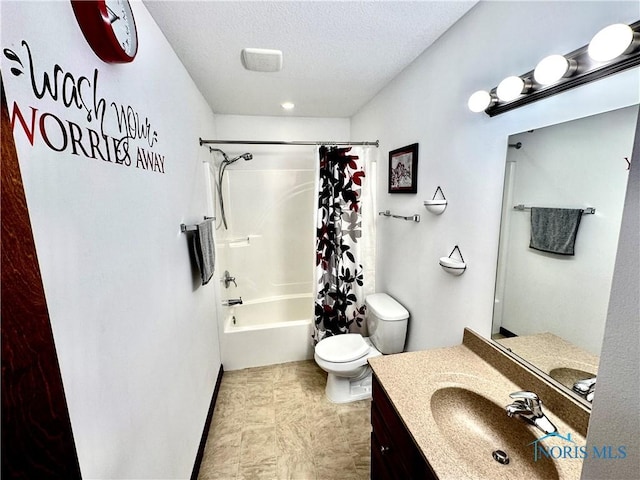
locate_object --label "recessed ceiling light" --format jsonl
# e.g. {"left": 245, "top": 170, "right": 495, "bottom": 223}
{"left": 281, "top": 102, "right": 295, "bottom": 110}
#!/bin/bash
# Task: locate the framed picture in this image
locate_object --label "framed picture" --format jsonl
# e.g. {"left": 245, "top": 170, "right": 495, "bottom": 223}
{"left": 388, "top": 143, "right": 418, "bottom": 193}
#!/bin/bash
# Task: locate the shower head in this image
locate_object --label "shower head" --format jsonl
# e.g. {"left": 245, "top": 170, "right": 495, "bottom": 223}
{"left": 234, "top": 152, "right": 253, "bottom": 162}
{"left": 225, "top": 152, "right": 253, "bottom": 165}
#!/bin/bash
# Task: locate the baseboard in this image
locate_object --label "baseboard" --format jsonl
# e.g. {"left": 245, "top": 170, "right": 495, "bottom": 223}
{"left": 190, "top": 364, "right": 224, "bottom": 480}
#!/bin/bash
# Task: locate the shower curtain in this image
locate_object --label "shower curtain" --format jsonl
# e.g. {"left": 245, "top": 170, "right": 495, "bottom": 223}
{"left": 313, "top": 146, "right": 376, "bottom": 343}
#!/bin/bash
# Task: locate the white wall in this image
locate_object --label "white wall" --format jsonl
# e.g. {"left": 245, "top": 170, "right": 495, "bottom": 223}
{"left": 496, "top": 106, "right": 637, "bottom": 355}
{"left": 352, "top": 2, "right": 640, "bottom": 477}
{"left": 351, "top": 1, "right": 640, "bottom": 353}
{"left": 582, "top": 107, "right": 640, "bottom": 480}
{"left": 2, "top": 2, "right": 220, "bottom": 478}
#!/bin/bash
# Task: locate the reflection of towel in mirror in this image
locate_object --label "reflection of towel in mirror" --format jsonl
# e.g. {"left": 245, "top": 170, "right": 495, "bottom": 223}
{"left": 530, "top": 207, "right": 584, "bottom": 256}
{"left": 193, "top": 219, "right": 215, "bottom": 285}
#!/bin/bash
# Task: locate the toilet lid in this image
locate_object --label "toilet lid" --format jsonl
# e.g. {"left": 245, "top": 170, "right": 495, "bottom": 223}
{"left": 315, "top": 334, "right": 370, "bottom": 363}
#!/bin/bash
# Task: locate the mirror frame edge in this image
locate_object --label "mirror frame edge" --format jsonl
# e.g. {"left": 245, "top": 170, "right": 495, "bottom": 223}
{"left": 489, "top": 336, "right": 593, "bottom": 409}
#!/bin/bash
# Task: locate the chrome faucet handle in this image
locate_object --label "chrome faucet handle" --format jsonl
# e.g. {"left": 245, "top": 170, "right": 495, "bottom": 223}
{"left": 573, "top": 377, "right": 596, "bottom": 395}
{"left": 509, "top": 391, "right": 539, "bottom": 400}
{"left": 223, "top": 270, "right": 237, "bottom": 288}
{"left": 509, "top": 391, "right": 543, "bottom": 417}
{"left": 507, "top": 391, "right": 557, "bottom": 434}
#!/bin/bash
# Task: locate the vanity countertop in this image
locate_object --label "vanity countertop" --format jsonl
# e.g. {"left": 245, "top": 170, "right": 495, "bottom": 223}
{"left": 368, "top": 332, "right": 587, "bottom": 480}
{"left": 496, "top": 332, "right": 599, "bottom": 381}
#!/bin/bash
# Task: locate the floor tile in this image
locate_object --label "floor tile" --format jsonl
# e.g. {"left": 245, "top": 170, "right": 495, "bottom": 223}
{"left": 276, "top": 453, "right": 317, "bottom": 480}
{"left": 237, "top": 460, "right": 277, "bottom": 480}
{"left": 240, "top": 425, "right": 277, "bottom": 466}
{"left": 198, "top": 360, "right": 371, "bottom": 480}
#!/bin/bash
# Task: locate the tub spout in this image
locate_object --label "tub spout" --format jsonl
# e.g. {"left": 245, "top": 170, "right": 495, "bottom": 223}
{"left": 222, "top": 297, "right": 243, "bottom": 307}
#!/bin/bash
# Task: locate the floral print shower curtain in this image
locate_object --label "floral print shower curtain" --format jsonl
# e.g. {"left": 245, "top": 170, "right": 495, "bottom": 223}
{"left": 313, "top": 146, "right": 367, "bottom": 343}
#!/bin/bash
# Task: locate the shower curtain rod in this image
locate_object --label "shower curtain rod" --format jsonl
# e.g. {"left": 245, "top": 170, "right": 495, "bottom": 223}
{"left": 199, "top": 138, "right": 379, "bottom": 147}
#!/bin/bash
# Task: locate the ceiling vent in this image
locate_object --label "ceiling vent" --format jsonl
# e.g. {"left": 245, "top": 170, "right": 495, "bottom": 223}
{"left": 241, "top": 48, "right": 283, "bottom": 72}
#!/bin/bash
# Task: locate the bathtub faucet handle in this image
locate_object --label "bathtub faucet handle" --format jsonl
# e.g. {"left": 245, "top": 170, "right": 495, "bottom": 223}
{"left": 223, "top": 270, "right": 237, "bottom": 288}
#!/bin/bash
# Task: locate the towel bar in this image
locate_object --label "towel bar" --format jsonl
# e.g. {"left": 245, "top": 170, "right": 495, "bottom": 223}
{"left": 513, "top": 205, "right": 595, "bottom": 215}
{"left": 378, "top": 210, "right": 420, "bottom": 222}
{"left": 180, "top": 216, "right": 215, "bottom": 233}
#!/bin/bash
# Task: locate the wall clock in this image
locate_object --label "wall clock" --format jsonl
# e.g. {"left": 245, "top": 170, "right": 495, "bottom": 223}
{"left": 71, "top": 0, "right": 138, "bottom": 63}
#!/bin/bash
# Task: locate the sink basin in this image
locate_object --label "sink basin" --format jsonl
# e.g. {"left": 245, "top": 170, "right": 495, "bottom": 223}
{"left": 549, "top": 368, "right": 595, "bottom": 390}
{"left": 430, "top": 387, "right": 560, "bottom": 479}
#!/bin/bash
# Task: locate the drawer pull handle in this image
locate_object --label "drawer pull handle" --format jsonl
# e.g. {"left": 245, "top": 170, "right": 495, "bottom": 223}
{"left": 380, "top": 445, "right": 391, "bottom": 455}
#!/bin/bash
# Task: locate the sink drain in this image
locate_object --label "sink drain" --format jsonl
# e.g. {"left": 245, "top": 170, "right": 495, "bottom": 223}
{"left": 492, "top": 449, "right": 510, "bottom": 465}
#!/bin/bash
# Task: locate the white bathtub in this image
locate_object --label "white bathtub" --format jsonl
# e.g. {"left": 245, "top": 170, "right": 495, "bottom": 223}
{"left": 221, "top": 294, "right": 315, "bottom": 370}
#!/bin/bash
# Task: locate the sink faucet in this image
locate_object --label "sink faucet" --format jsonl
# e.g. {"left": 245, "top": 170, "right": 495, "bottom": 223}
{"left": 506, "top": 391, "right": 557, "bottom": 434}
{"left": 573, "top": 377, "right": 596, "bottom": 402}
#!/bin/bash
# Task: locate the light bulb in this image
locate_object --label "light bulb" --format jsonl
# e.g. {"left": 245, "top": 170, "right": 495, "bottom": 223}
{"left": 496, "top": 76, "right": 528, "bottom": 102}
{"left": 467, "top": 90, "right": 494, "bottom": 112}
{"left": 281, "top": 102, "right": 295, "bottom": 110}
{"left": 534, "top": 55, "right": 576, "bottom": 85}
{"left": 588, "top": 24, "right": 637, "bottom": 62}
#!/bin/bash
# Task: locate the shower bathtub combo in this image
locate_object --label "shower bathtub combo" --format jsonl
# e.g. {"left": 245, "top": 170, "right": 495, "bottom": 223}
{"left": 206, "top": 144, "right": 316, "bottom": 370}
{"left": 203, "top": 139, "right": 376, "bottom": 371}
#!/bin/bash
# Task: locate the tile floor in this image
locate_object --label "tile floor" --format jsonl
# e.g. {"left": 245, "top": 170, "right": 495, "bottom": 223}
{"left": 198, "top": 360, "right": 371, "bottom": 480}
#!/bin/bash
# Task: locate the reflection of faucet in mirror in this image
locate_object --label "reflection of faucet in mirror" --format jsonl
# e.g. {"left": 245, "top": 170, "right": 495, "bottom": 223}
{"left": 573, "top": 376, "right": 596, "bottom": 402}
{"left": 506, "top": 391, "right": 557, "bottom": 435}
{"left": 491, "top": 104, "right": 639, "bottom": 409}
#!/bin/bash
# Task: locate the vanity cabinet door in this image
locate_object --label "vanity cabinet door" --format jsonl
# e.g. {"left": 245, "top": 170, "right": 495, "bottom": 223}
{"left": 371, "top": 429, "right": 396, "bottom": 480}
{"left": 371, "top": 374, "right": 437, "bottom": 480}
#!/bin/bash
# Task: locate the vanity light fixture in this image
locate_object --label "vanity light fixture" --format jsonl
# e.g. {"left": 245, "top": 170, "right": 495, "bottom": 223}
{"left": 469, "top": 20, "right": 640, "bottom": 116}
{"left": 588, "top": 23, "right": 640, "bottom": 62}
{"left": 467, "top": 90, "right": 496, "bottom": 112}
{"left": 496, "top": 76, "right": 531, "bottom": 102}
{"left": 534, "top": 55, "right": 577, "bottom": 85}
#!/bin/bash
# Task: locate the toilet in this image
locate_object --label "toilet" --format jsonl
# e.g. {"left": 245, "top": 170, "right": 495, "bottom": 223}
{"left": 314, "top": 293, "right": 409, "bottom": 403}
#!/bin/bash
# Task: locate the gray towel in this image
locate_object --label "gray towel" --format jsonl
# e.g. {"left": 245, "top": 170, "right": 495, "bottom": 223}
{"left": 530, "top": 207, "right": 584, "bottom": 256}
{"left": 193, "top": 219, "right": 215, "bottom": 285}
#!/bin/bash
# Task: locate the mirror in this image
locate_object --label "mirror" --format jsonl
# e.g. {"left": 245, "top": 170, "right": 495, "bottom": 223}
{"left": 491, "top": 104, "right": 639, "bottom": 407}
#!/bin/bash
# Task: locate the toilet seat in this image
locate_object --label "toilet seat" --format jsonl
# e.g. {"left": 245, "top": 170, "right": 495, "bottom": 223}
{"left": 314, "top": 335, "right": 382, "bottom": 377}
{"left": 315, "top": 333, "right": 370, "bottom": 363}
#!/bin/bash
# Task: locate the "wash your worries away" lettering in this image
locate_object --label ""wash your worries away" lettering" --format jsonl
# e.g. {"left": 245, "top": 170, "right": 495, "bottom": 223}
{"left": 4, "top": 40, "right": 165, "bottom": 174}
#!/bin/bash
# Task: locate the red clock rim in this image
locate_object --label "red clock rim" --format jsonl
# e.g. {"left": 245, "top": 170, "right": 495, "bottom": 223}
{"left": 71, "top": 0, "right": 138, "bottom": 63}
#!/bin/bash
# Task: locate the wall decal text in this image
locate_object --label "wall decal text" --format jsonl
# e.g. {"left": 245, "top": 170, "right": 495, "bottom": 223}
{"left": 4, "top": 40, "right": 166, "bottom": 174}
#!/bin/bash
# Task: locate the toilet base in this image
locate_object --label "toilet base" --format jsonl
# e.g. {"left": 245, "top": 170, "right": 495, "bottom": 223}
{"left": 325, "top": 369, "right": 373, "bottom": 403}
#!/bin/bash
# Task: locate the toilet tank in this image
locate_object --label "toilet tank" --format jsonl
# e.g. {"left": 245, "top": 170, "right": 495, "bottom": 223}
{"left": 365, "top": 293, "right": 409, "bottom": 354}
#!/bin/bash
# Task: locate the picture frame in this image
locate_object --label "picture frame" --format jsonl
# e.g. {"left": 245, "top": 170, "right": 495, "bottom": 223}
{"left": 388, "top": 143, "right": 418, "bottom": 193}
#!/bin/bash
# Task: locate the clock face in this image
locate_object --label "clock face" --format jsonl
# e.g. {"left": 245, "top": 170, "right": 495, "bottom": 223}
{"left": 71, "top": 0, "right": 138, "bottom": 63}
{"left": 104, "top": 0, "right": 137, "bottom": 58}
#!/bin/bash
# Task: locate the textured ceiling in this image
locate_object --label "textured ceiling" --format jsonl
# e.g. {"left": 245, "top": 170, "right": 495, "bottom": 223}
{"left": 144, "top": 1, "right": 478, "bottom": 117}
